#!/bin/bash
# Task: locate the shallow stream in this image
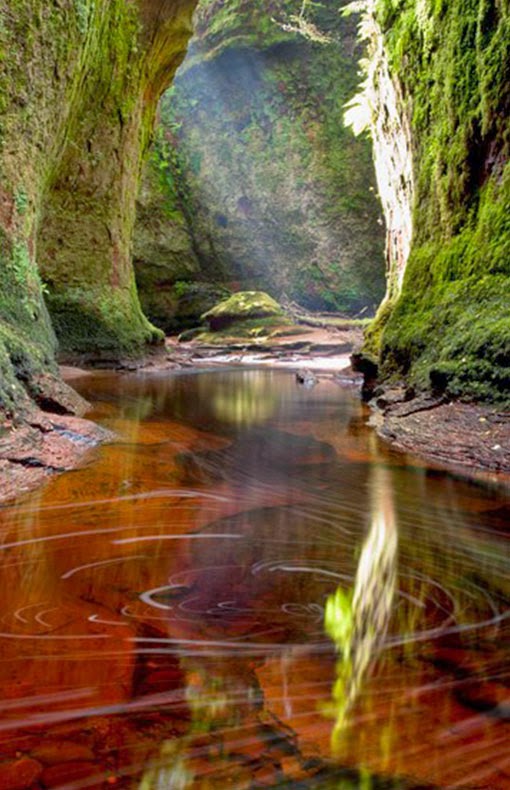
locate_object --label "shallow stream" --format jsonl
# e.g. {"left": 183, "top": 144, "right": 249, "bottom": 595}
{"left": 0, "top": 369, "right": 508, "bottom": 788}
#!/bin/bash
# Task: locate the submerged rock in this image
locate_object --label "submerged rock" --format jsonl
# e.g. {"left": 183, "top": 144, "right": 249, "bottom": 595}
{"left": 176, "top": 427, "right": 337, "bottom": 485}
{"left": 0, "top": 757, "right": 42, "bottom": 790}
{"left": 296, "top": 369, "right": 318, "bottom": 387}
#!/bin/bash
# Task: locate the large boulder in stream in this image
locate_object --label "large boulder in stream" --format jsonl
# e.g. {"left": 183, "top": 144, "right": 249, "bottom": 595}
{"left": 201, "top": 291, "right": 288, "bottom": 334}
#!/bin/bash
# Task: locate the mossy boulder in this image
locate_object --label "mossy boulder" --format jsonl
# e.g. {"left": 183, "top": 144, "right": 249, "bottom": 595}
{"left": 202, "top": 291, "right": 286, "bottom": 332}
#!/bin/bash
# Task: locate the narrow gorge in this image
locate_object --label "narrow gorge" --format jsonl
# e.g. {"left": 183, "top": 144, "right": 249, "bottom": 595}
{"left": 0, "top": 2, "right": 508, "bottom": 788}
{"left": 1, "top": 0, "right": 508, "bottom": 424}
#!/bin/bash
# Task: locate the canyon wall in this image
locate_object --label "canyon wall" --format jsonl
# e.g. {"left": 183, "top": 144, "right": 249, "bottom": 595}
{"left": 134, "top": 0, "right": 386, "bottom": 332}
{"left": 360, "top": 0, "right": 509, "bottom": 401}
{"left": 0, "top": 0, "right": 196, "bottom": 417}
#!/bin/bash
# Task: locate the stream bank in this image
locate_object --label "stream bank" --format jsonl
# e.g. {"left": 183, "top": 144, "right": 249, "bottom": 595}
{"left": 368, "top": 390, "right": 510, "bottom": 477}
{"left": 137, "top": 329, "right": 510, "bottom": 478}
{"left": 0, "top": 404, "right": 113, "bottom": 504}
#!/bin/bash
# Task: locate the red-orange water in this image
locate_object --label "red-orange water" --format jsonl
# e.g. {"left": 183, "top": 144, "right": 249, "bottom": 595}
{"left": 0, "top": 368, "right": 508, "bottom": 789}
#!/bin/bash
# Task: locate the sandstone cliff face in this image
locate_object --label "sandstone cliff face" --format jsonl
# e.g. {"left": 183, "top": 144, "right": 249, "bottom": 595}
{"left": 0, "top": 0, "right": 196, "bottom": 416}
{"left": 134, "top": 0, "right": 386, "bottom": 332}
{"left": 360, "top": 0, "right": 509, "bottom": 401}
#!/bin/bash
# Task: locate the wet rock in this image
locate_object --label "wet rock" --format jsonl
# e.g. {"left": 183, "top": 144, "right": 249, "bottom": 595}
{"left": 295, "top": 369, "right": 318, "bottom": 387}
{"left": 177, "top": 428, "right": 336, "bottom": 485}
{"left": 374, "top": 386, "right": 411, "bottom": 411}
{"left": 29, "top": 373, "right": 89, "bottom": 417}
{"left": 350, "top": 351, "right": 379, "bottom": 401}
{"left": 0, "top": 757, "right": 43, "bottom": 790}
{"left": 0, "top": 411, "right": 114, "bottom": 503}
{"left": 375, "top": 399, "right": 510, "bottom": 473}
{"left": 308, "top": 342, "right": 351, "bottom": 354}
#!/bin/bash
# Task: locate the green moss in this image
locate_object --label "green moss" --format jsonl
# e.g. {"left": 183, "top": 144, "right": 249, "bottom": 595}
{"left": 202, "top": 290, "right": 285, "bottom": 331}
{"left": 380, "top": 168, "right": 510, "bottom": 402}
{"left": 367, "top": 0, "right": 510, "bottom": 402}
{"left": 34, "top": 0, "right": 196, "bottom": 357}
{"left": 46, "top": 285, "right": 163, "bottom": 356}
{"left": 14, "top": 188, "right": 28, "bottom": 216}
{"left": 74, "top": 0, "right": 91, "bottom": 36}
{"left": 195, "top": 315, "right": 293, "bottom": 343}
{"left": 0, "top": 228, "right": 57, "bottom": 416}
{"left": 0, "top": 0, "right": 196, "bottom": 411}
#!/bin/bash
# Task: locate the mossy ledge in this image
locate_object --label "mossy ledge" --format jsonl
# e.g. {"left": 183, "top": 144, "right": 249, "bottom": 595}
{"left": 0, "top": 0, "right": 197, "bottom": 416}
{"left": 359, "top": 0, "right": 509, "bottom": 403}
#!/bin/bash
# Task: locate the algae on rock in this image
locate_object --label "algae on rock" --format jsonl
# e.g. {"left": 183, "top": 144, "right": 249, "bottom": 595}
{"left": 202, "top": 291, "right": 285, "bottom": 331}
{"left": 197, "top": 290, "right": 292, "bottom": 342}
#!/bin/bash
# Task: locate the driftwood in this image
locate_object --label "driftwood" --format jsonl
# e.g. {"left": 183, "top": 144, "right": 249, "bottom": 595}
{"left": 280, "top": 297, "right": 370, "bottom": 330}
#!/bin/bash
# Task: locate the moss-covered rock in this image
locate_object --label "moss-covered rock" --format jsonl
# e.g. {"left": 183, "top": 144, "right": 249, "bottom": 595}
{"left": 37, "top": 0, "right": 197, "bottom": 356}
{"left": 357, "top": 0, "right": 510, "bottom": 403}
{"left": 202, "top": 291, "right": 285, "bottom": 332}
{"left": 0, "top": 0, "right": 197, "bottom": 415}
{"left": 134, "top": 0, "right": 386, "bottom": 327}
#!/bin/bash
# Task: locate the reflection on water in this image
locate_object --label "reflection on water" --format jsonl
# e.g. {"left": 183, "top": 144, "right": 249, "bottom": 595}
{"left": 210, "top": 369, "right": 278, "bottom": 427}
{"left": 326, "top": 465, "right": 397, "bottom": 741}
{"left": 0, "top": 369, "right": 508, "bottom": 789}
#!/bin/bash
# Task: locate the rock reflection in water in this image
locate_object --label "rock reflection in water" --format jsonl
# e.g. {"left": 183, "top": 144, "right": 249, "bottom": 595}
{"left": 0, "top": 370, "right": 507, "bottom": 788}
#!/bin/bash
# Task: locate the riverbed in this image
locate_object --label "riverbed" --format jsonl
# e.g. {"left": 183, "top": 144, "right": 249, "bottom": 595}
{"left": 0, "top": 368, "right": 508, "bottom": 788}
